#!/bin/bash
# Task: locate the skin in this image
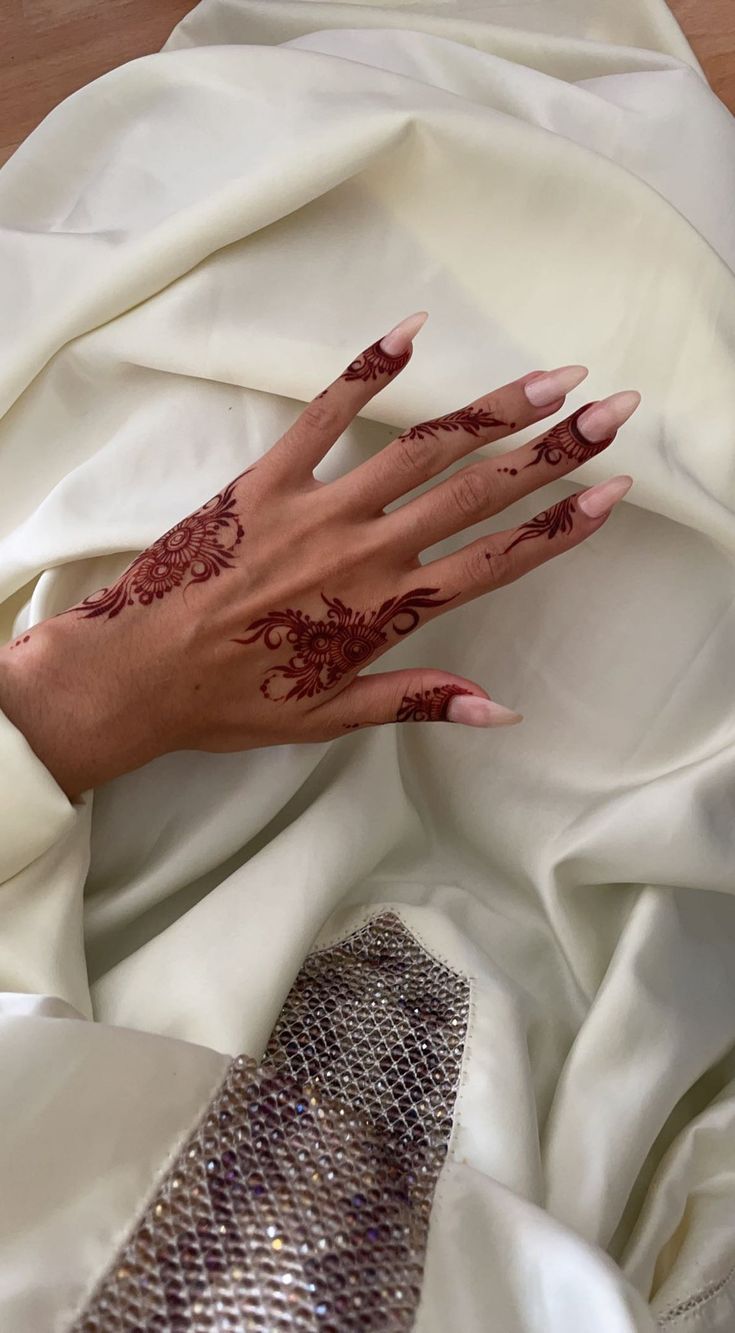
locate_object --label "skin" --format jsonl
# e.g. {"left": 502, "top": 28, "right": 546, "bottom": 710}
{"left": 0, "top": 326, "right": 635, "bottom": 800}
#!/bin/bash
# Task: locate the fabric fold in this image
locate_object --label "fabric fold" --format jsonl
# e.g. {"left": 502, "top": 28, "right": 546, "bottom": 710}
{"left": 0, "top": 0, "right": 734, "bottom": 1327}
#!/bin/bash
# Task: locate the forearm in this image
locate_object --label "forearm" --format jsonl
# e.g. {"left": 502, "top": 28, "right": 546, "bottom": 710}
{"left": 0, "top": 619, "right": 163, "bottom": 799}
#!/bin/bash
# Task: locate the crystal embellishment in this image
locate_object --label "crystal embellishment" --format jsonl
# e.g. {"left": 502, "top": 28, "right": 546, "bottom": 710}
{"left": 73, "top": 913, "right": 470, "bottom": 1331}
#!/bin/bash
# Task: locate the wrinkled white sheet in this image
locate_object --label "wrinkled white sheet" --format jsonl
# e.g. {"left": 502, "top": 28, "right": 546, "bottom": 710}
{"left": 0, "top": 0, "right": 734, "bottom": 1328}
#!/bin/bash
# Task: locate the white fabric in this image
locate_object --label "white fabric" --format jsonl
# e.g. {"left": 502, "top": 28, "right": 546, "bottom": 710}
{"left": 0, "top": 0, "right": 734, "bottom": 1328}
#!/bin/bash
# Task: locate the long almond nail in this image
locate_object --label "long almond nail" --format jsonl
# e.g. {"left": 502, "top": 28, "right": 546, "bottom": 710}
{"left": 524, "top": 365, "right": 588, "bottom": 407}
{"left": 446, "top": 696, "right": 523, "bottom": 728}
{"left": 577, "top": 474, "right": 633, "bottom": 518}
{"left": 379, "top": 311, "right": 429, "bottom": 357}
{"left": 575, "top": 390, "right": 641, "bottom": 443}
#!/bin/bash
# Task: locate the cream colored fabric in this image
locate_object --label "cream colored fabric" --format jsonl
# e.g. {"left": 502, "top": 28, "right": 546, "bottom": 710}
{"left": 1, "top": 0, "right": 734, "bottom": 1327}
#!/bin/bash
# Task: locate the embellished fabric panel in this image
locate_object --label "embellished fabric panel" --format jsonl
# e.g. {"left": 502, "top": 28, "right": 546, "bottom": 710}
{"left": 74, "top": 913, "right": 470, "bottom": 1332}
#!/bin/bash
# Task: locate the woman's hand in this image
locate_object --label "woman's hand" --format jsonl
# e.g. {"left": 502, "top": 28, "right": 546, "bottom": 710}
{"left": 0, "top": 312, "right": 639, "bottom": 799}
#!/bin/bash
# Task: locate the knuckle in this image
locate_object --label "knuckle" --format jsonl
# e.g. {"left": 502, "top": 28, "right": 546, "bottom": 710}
{"left": 463, "top": 541, "right": 510, "bottom": 587}
{"left": 482, "top": 545, "right": 510, "bottom": 587}
{"left": 452, "top": 466, "right": 495, "bottom": 519}
{"left": 483, "top": 394, "right": 506, "bottom": 425}
{"left": 394, "top": 674, "right": 426, "bottom": 711}
{"left": 392, "top": 431, "right": 437, "bottom": 477}
{"left": 300, "top": 396, "right": 342, "bottom": 436}
{"left": 465, "top": 542, "right": 495, "bottom": 586}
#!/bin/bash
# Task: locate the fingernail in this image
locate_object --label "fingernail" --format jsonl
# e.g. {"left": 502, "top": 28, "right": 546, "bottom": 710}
{"left": 523, "top": 365, "right": 588, "bottom": 407}
{"left": 379, "top": 311, "right": 429, "bottom": 356}
{"left": 574, "top": 390, "right": 641, "bottom": 443}
{"left": 446, "top": 696, "right": 523, "bottom": 728}
{"left": 577, "top": 474, "right": 634, "bottom": 518}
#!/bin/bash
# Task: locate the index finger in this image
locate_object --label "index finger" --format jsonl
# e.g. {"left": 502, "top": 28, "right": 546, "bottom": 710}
{"left": 266, "top": 311, "right": 428, "bottom": 478}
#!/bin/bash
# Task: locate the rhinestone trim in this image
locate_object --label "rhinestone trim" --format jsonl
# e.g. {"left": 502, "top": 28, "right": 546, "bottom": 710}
{"left": 74, "top": 913, "right": 470, "bottom": 1332}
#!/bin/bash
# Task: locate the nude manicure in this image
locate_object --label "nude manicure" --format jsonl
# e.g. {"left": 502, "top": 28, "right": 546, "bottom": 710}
{"left": 445, "top": 696, "right": 524, "bottom": 728}
{"left": 575, "top": 390, "right": 641, "bottom": 443}
{"left": 379, "top": 311, "right": 429, "bottom": 356}
{"left": 524, "top": 365, "right": 588, "bottom": 408}
{"left": 577, "top": 474, "right": 634, "bottom": 518}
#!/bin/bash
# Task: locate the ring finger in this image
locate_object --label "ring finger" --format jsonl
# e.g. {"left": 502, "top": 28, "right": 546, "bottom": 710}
{"left": 384, "top": 390, "right": 640, "bottom": 553}
{"left": 334, "top": 363, "right": 590, "bottom": 511}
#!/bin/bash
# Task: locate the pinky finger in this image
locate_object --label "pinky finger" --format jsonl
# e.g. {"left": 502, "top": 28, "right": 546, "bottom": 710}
{"left": 425, "top": 475, "right": 634, "bottom": 601}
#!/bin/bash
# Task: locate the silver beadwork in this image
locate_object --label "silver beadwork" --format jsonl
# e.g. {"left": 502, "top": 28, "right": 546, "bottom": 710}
{"left": 74, "top": 913, "right": 470, "bottom": 1332}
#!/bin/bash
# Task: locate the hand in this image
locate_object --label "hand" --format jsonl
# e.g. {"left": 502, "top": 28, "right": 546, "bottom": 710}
{"left": 0, "top": 312, "right": 639, "bottom": 799}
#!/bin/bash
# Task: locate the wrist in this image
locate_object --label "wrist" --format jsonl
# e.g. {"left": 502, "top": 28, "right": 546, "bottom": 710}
{"left": 0, "top": 617, "right": 163, "bottom": 799}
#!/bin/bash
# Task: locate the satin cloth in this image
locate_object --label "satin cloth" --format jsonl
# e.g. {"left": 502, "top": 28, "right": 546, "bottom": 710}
{"left": 1, "top": 0, "right": 734, "bottom": 1328}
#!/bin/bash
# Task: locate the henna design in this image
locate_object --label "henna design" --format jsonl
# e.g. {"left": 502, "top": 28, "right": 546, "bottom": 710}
{"left": 69, "top": 479, "right": 244, "bottom": 621}
{"left": 343, "top": 340, "right": 411, "bottom": 383}
{"left": 235, "top": 588, "right": 455, "bottom": 702}
{"left": 523, "top": 404, "right": 609, "bottom": 469}
{"left": 502, "top": 495, "right": 577, "bottom": 554}
{"left": 396, "top": 684, "right": 472, "bottom": 722}
{"left": 403, "top": 405, "right": 505, "bottom": 442}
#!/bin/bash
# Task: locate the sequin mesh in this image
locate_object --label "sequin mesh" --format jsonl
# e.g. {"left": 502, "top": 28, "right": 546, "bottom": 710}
{"left": 74, "top": 913, "right": 470, "bottom": 1333}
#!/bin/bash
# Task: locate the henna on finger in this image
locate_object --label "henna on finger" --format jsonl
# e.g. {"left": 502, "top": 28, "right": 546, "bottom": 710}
{"left": 272, "top": 316, "right": 426, "bottom": 469}
{"left": 523, "top": 404, "right": 613, "bottom": 469}
{"left": 421, "top": 472, "right": 632, "bottom": 603}
{"left": 404, "top": 405, "right": 507, "bottom": 443}
{"left": 343, "top": 339, "right": 412, "bottom": 383}
{"left": 336, "top": 369, "right": 576, "bottom": 514}
{"left": 396, "top": 683, "right": 472, "bottom": 721}
{"left": 501, "top": 496, "right": 577, "bottom": 554}
{"left": 499, "top": 473, "right": 633, "bottom": 557}
{"left": 234, "top": 588, "right": 454, "bottom": 702}
{"left": 373, "top": 389, "right": 620, "bottom": 552}
{"left": 314, "top": 339, "right": 413, "bottom": 398}
{"left": 496, "top": 406, "right": 613, "bottom": 477}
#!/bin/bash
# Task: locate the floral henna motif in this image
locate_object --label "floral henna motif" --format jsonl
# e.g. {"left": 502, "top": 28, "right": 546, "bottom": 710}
{"left": 396, "top": 684, "right": 472, "bottom": 722}
{"left": 523, "top": 404, "right": 609, "bottom": 469}
{"left": 502, "top": 495, "right": 577, "bottom": 554}
{"left": 235, "top": 588, "right": 455, "bottom": 702}
{"left": 70, "top": 479, "right": 245, "bottom": 620}
{"left": 343, "top": 340, "right": 411, "bottom": 383}
{"left": 403, "top": 405, "right": 505, "bottom": 442}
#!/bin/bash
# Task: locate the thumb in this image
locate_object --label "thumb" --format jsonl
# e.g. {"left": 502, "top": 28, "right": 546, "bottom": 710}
{"left": 326, "top": 669, "right": 524, "bottom": 732}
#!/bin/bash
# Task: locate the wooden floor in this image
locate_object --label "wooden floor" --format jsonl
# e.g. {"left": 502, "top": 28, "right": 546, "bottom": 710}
{"left": 1, "top": 0, "right": 733, "bottom": 167}
{"left": 1, "top": 0, "right": 195, "bottom": 165}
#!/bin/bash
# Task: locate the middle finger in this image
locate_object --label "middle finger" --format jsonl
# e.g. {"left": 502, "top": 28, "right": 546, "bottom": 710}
{"left": 333, "top": 364, "right": 589, "bottom": 512}
{"left": 382, "top": 390, "right": 641, "bottom": 554}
